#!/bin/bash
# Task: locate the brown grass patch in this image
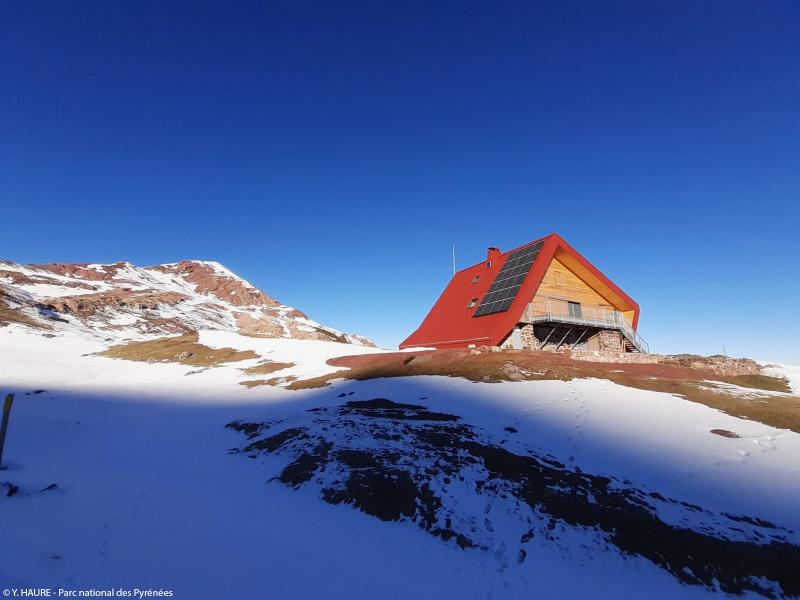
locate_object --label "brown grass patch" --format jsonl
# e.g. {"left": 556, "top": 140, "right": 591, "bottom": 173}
{"left": 99, "top": 333, "right": 258, "bottom": 367}
{"left": 240, "top": 360, "right": 295, "bottom": 376}
{"left": 240, "top": 375, "right": 298, "bottom": 388}
{"left": 287, "top": 349, "right": 800, "bottom": 433}
{"left": 287, "top": 350, "right": 580, "bottom": 390}
{"left": 729, "top": 374, "right": 792, "bottom": 393}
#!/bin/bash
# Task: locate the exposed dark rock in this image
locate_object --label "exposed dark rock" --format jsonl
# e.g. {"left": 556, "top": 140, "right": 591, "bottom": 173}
{"left": 244, "top": 427, "right": 307, "bottom": 453}
{"left": 225, "top": 420, "right": 270, "bottom": 439}
{"left": 711, "top": 428, "right": 741, "bottom": 438}
{"left": 280, "top": 442, "right": 331, "bottom": 487}
{"left": 342, "top": 398, "right": 460, "bottom": 422}
{"left": 227, "top": 398, "right": 800, "bottom": 598}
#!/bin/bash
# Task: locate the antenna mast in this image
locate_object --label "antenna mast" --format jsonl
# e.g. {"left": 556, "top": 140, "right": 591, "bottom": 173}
{"left": 452, "top": 244, "right": 456, "bottom": 275}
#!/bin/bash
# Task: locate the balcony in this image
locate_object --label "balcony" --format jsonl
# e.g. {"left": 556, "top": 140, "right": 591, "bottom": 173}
{"left": 521, "top": 298, "right": 649, "bottom": 354}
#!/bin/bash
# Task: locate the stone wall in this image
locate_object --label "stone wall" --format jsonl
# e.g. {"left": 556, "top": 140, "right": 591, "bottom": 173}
{"left": 524, "top": 325, "right": 653, "bottom": 363}
{"left": 596, "top": 330, "right": 625, "bottom": 353}
{"left": 520, "top": 324, "right": 536, "bottom": 349}
{"left": 516, "top": 325, "right": 623, "bottom": 353}
{"left": 499, "top": 324, "right": 538, "bottom": 350}
{"left": 657, "top": 354, "right": 764, "bottom": 377}
{"left": 570, "top": 351, "right": 767, "bottom": 373}
{"left": 571, "top": 351, "right": 660, "bottom": 364}
{"left": 496, "top": 325, "right": 769, "bottom": 375}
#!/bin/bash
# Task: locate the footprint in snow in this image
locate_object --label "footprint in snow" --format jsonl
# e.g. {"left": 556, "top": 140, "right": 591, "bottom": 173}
{"left": 130, "top": 492, "right": 145, "bottom": 516}
{"left": 494, "top": 542, "right": 510, "bottom": 572}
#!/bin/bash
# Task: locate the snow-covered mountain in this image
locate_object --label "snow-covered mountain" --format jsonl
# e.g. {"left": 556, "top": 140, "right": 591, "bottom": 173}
{"left": 0, "top": 259, "right": 374, "bottom": 345}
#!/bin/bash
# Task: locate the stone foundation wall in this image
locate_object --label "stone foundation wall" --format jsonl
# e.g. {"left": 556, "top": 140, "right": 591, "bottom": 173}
{"left": 520, "top": 324, "right": 536, "bottom": 349}
{"left": 526, "top": 326, "right": 627, "bottom": 354}
{"left": 499, "top": 324, "right": 538, "bottom": 350}
{"left": 596, "top": 330, "right": 625, "bottom": 353}
{"left": 494, "top": 326, "right": 767, "bottom": 375}
{"left": 495, "top": 325, "right": 767, "bottom": 375}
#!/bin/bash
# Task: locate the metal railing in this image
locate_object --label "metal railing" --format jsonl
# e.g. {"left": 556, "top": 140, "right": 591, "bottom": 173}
{"left": 522, "top": 298, "right": 649, "bottom": 354}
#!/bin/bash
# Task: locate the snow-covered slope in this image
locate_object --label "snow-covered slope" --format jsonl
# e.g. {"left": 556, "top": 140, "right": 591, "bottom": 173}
{"left": 762, "top": 362, "right": 800, "bottom": 394}
{"left": 0, "top": 258, "right": 374, "bottom": 345}
{"left": 1, "top": 327, "right": 799, "bottom": 599}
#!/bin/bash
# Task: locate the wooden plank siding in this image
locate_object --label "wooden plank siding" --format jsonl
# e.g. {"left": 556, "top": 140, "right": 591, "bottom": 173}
{"left": 532, "top": 256, "right": 636, "bottom": 325}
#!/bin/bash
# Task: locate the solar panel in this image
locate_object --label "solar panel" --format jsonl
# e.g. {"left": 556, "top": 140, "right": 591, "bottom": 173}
{"left": 473, "top": 241, "right": 544, "bottom": 317}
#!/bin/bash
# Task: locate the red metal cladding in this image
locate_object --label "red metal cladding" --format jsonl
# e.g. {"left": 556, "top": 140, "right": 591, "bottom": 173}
{"left": 400, "top": 233, "right": 640, "bottom": 349}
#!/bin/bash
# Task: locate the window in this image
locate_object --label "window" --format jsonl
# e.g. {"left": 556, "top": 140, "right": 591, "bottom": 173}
{"left": 467, "top": 298, "right": 478, "bottom": 309}
{"left": 568, "top": 301, "right": 582, "bottom": 318}
{"left": 471, "top": 275, "right": 481, "bottom": 284}
{"left": 486, "top": 261, "right": 492, "bottom": 268}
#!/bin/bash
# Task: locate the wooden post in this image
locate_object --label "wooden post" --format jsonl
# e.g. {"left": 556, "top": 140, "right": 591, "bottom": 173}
{"left": 0, "top": 394, "right": 13, "bottom": 469}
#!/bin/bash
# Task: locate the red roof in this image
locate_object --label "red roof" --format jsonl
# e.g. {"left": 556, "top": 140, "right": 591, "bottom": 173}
{"left": 400, "top": 233, "right": 640, "bottom": 349}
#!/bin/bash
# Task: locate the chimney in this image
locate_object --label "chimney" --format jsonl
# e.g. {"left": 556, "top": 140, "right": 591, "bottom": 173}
{"left": 486, "top": 247, "right": 500, "bottom": 267}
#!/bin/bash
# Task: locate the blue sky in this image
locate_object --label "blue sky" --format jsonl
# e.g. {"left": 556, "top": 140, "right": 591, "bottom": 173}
{"left": 2, "top": 1, "right": 799, "bottom": 361}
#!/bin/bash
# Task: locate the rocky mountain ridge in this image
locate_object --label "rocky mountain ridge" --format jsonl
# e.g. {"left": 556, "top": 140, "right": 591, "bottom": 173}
{"left": 0, "top": 259, "right": 374, "bottom": 346}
